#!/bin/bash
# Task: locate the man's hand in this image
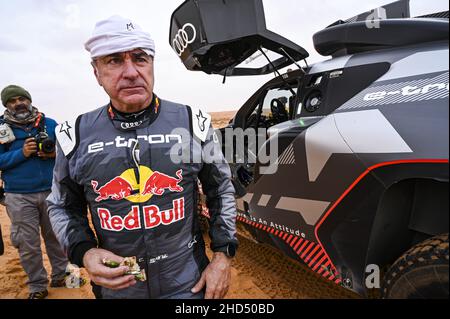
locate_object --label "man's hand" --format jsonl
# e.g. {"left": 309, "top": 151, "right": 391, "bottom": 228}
{"left": 22, "top": 138, "right": 37, "bottom": 158}
{"left": 191, "top": 252, "right": 232, "bottom": 299}
{"left": 83, "top": 248, "right": 137, "bottom": 290}
{"left": 37, "top": 150, "right": 56, "bottom": 159}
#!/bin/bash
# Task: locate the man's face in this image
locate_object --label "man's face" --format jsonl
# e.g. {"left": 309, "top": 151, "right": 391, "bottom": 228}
{"left": 93, "top": 49, "right": 154, "bottom": 112}
{"left": 6, "top": 96, "right": 32, "bottom": 120}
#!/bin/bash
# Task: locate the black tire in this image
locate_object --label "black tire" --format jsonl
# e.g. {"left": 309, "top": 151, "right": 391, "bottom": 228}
{"left": 382, "top": 234, "right": 449, "bottom": 299}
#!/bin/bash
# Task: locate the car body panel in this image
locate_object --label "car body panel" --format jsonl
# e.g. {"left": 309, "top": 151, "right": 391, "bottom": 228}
{"left": 172, "top": 0, "right": 449, "bottom": 297}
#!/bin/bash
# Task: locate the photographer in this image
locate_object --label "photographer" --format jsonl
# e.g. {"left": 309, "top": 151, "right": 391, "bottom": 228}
{"left": 0, "top": 85, "right": 68, "bottom": 299}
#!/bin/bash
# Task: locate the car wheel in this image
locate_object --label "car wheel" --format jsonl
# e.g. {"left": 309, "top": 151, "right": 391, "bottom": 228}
{"left": 382, "top": 234, "right": 449, "bottom": 299}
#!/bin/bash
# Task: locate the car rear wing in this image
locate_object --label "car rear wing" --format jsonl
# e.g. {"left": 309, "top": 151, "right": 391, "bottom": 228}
{"left": 169, "top": 0, "right": 309, "bottom": 77}
{"left": 326, "top": 0, "right": 411, "bottom": 28}
{"left": 313, "top": 0, "right": 449, "bottom": 57}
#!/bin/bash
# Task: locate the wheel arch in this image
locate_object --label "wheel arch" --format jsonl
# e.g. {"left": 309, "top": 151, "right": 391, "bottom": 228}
{"left": 366, "top": 176, "right": 449, "bottom": 271}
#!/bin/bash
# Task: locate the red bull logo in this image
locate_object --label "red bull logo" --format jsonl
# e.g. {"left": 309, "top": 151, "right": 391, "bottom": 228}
{"left": 91, "top": 167, "right": 184, "bottom": 203}
{"left": 97, "top": 198, "right": 185, "bottom": 232}
{"left": 91, "top": 177, "right": 133, "bottom": 202}
{"left": 142, "top": 169, "right": 184, "bottom": 196}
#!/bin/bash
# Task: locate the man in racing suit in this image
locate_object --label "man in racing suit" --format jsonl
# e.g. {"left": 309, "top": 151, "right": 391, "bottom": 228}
{"left": 47, "top": 15, "right": 238, "bottom": 299}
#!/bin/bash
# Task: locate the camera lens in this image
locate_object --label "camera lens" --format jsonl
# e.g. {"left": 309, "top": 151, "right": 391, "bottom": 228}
{"left": 41, "top": 139, "right": 56, "bottom": 153}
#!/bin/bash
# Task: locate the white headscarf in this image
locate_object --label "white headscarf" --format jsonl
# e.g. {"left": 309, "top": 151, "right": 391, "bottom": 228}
{"left": 85, "top": 15, "right": 155, "bottom": 59}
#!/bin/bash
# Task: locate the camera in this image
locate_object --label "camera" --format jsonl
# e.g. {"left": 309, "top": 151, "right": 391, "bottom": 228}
{"left": 34, "top": 132, "right": 55, "bottom": 154}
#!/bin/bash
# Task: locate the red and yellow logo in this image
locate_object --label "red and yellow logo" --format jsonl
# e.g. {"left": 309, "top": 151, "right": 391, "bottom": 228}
{"left": 91, "top": 166, "right": 184, "bottom": 204}
{"left": 91, "top": 166, "right": 186, "bottom": 232}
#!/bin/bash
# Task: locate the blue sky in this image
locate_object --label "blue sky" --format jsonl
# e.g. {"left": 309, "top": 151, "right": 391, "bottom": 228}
{"left": 0, "top": 0, "right": 448, "bottom": 122}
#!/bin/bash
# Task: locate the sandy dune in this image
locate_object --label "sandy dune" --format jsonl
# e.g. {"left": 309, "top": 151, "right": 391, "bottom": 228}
{"left": 211, "top": 111, "right": 237, "bottom": 129}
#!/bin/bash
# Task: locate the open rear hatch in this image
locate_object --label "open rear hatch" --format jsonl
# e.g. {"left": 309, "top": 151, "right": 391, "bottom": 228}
{"left": 169, "top": 0, "right": 309, "bottom": 76}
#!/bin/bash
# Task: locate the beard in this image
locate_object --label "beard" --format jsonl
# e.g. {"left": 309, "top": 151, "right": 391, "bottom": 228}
{"left": 12, "top": 104, "right": 32, "bottom": 120}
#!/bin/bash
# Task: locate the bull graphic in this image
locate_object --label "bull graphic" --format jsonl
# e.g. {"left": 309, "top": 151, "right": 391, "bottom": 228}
{"left": 142, "top": 169, "right": 184, "bottom": 196}
{"left": 91, "top": 177, "right": 134, "bottom": 202}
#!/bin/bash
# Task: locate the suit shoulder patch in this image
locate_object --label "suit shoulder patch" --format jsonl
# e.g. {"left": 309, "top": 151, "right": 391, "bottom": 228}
{"left": 189, "top": 106, "right": 212, "bottom": 142}
{"left": 55, "top": 117, "right": 79, "bottom": 157}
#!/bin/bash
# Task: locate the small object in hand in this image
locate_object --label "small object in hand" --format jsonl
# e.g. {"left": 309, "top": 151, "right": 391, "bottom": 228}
{"left": 102, "top": 259, "right": 121, "bottom": 268}
{"left": 102, "top": 257, "right": 147, "bottom": 282}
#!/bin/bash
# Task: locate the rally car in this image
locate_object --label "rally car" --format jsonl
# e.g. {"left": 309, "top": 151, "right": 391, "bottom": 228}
{"left": 170, "top": 0, "right": 449, "bottom": 298}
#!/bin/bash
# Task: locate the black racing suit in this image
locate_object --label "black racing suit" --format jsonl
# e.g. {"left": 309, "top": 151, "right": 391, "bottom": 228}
{"left": 47, "top": 97, "right": 238, "bottom": 299}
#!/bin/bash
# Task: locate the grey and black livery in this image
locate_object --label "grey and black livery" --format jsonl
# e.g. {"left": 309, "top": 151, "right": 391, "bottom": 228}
{"left": 47, "top": 98, "right": 238, "bottom": 299}
{"left": 171, "top": 0, "right": 449, "bottom": 298}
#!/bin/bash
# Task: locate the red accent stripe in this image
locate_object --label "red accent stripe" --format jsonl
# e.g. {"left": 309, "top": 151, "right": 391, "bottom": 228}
{"left": 328, "top": 274, "right": 336, "bottom": 281}
{"left": 283, "top": 233, "right": 289, "bottom": 240}
{"left": 322, "top": 271, "right": 330, "bottom": 278}
{"left": 263, "top": 226, "right": 267, "bottom": 231}
{"left": 305, "top": 245, "right": 321, "bottom": 262}
{"left": 301, "top": 242, "right": 316, "bottom": 259}
{"left": 294, "top": 238, "right": 304, "bottom": 251}
{"left": 290, "top": 237, "right": 298, "bottom": 247}
{"left": 317, "top": 260, "right": 328, "bottom": 273}
{"left": 274, "top": 230, "right": 279, "bottom": 236}
{"left": 270, "top": 229, "right": 275, "bottom": 234}
{"left": 286, "top": 235, "right": 293, "bottom": 244}
{"left": 308, "top": 251, "right": 323, "bottom": 268}
{"left": 318, "top": 261, "right": 331, "bottom": 275}
{"left": 313, "top": 255, "right": 328, "bottom": 272}
{"left": 314, "top": 159, "right": 449, "bottom": 278}
{"left": 278, "top": 232, "right": 284, "bottom": 238}
{"left": 335, "top": 279, "right": 342, "bottom": 284}
{"left": 297, "top": 240, "right": 309, "bottom": 255}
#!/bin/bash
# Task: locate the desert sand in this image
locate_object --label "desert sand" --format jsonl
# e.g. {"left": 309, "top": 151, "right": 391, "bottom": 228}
{"left": 210, "top": 111, "right": 237, "bottom": 129}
